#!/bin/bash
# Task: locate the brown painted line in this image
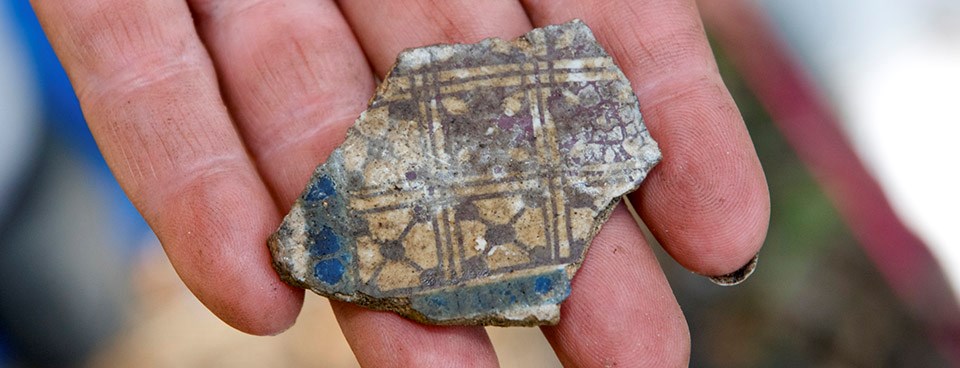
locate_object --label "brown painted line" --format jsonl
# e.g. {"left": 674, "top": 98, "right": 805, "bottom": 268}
{"left": 445, "top": 208, "right": 460, "bottom": 280}
{"left": 440, "top": 75, "right": 524, "bottom": 95}
{"left": 389, "top": 56, "right": 611, "bottom": 80}
{"left": 438, "top": 208, "right": 455, "bottom": 278}
{"left": 522, "top": 60, "right": 554, "bottom": 263}
{"left": 349, "top": 163, "right": 639, "bottom": 202}
{"left": 541, "top": 95, "right": 571, "bottom": 258}
{"left": 418, "top": 64, "right": 449, "bottom": 280}
{"left": 423, "top": 59, "right": 454, "bottom": 280}
{"left": 430, "top": 212, "right": 448, "bottom": 281}
{"left": 453, "top": 199, "right": 468, "bottom": 284}
{"left": 373, "top": 261, "right": 570, "bottom": 297}
{"left": 451, "top": 178, "right": 539, "bottom": 200}
{"left": 544, "top": 66, "right": 575, "bottom": 259}
{"left": 354, "top": 188, "right": 539, "bottom": 218}
{"left": 347, "top": 151, "right": 641, "bottom": 201}
{"left": 379, "top": 66, "right": 616, "bottom": 103}
{"left": 438, "top": 63, "right": 523, "bottom": 82}
{"left": 431, "top": 58, "right": 462, "bottom": 281}
{"left": 367, "top": 260, "right": 386, "bottom": 292}
{"left": 348, "top": 149, "right": 645, "bottom": 198}
{"left": 436, "top": 64, "right": 613, "bottom": 86}
{"left": 532, "top": 61, "right": 564, "bottom": 261}
{"left": 541, "top": 54, "right": 570, "bottom": 260}
{"left": 435, "top": 70, "right": 622, "bottom": 96}
{"left": 349, "top": 189, "right": 425, "bottom": 212}
{"left": 405, "top": 258, "right": 425, "bottom": 273}
{"left": 526, "top": 68, "right": 557, "bottom": 261}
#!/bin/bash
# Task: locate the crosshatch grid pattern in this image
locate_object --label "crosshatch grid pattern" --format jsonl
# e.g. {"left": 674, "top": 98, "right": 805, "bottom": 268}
{"left": 344, "top": 40, "right": 650, "bottom": 297}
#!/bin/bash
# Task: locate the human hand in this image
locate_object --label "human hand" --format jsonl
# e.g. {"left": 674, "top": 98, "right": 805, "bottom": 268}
{"left": 33, "top": 0, "right": 768, "bottom": 366}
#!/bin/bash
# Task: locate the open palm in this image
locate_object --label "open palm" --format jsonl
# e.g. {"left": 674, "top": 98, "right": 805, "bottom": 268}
{"left": 33, "top": 0, "right": 769, "bottom": 366}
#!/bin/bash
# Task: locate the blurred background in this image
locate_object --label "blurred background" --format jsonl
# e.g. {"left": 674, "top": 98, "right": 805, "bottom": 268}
{"left": 1, "top": 0, "right": 958, "bottom": 366}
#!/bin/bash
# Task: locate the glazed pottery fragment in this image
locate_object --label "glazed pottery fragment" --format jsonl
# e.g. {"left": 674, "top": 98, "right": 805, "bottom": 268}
{"left": 269, "top": 20, "right": 661, "bottom": 326}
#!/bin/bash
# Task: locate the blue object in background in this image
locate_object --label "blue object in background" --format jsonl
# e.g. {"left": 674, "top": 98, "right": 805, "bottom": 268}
{"left": 0, "top": 333, "right": 8, "bottom": 368}
{"left": 5, "top": 1, "right": 150, "bottom": 254}
{"left": 0, "top": 5, "right": 141, "bottom": 365}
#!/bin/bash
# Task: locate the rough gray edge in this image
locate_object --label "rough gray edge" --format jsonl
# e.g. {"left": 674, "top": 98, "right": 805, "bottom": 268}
{"left": 269, "top": 18, "right": 662, "bottom": 326}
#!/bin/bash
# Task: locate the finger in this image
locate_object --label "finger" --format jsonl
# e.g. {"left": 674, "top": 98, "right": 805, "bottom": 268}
{"left": 335, "top": 303, "right": 497, "bottom": 367}
{"left": 30, "top": 0, "right": 302, "bottom": 335}
{"left": 337, "top": 0, "right": 533, "bottom": 77}
{"left": 187, "top": 0, "right": 497, "bottom": 365}
{"left": 542, "top": 206, "right": 690, "bottom": 367}
{"left": 521, "top": 0, "right": 770, "bottom": 276}
{"left": 188, "top": 0, "right": 375, "bottom": 206}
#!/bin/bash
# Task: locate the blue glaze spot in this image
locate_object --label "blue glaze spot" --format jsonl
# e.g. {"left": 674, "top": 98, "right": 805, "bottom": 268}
{"left": 304, "top": 175, "right": 335, "bottom": 201}
{"left": 534, "top": 276, "right": 553, "bottom": 294}
{"left": 410, "top": 269, "right": 571, "bottom": 321}
{"left": 314, "top": 259, "right": 344, "bottom": 285}
{"left": 310, "top": 226, "right": 340, "bottom": 257}
{"left": 427, "top": 295, "right": 448, "bottom": 308}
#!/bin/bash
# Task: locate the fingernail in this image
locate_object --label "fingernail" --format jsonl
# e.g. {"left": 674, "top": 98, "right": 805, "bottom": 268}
{"left": 708, "top": 253, "right": 759, "bottom": 286}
